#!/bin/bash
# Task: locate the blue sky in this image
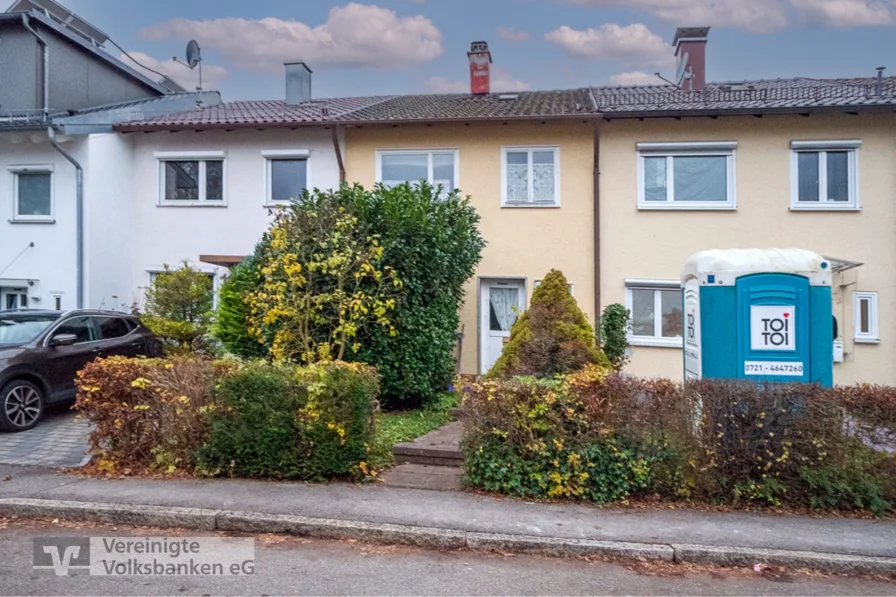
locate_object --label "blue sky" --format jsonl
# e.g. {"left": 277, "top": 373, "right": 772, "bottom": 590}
{"left": 62, "top": 0, "right": 896, "bottom": 101}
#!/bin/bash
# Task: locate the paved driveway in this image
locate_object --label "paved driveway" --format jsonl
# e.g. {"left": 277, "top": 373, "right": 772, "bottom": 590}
{"left": 0, "top": 406, "right": 91, "bottom": 468}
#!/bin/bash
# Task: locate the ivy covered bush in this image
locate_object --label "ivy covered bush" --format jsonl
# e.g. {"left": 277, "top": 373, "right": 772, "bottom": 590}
{"left": 218, "top": 183, "right": 484, "bottom": 408}
{"left": 74, "top": 357, "right": 379, "bottom": 480}
{"left": 488, "top": 269, "right": 609, "bottom": 379}
{"left": 462, "top": 374, "right": 896, "bottom": 514}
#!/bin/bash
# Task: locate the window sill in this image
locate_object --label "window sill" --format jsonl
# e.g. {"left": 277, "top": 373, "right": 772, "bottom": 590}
{"left": 638, "top": 204, "right": 736, "bottom": 211}
{"left": 789, "top": 205, "right": 861, "bottom": 212}
{"left": 501, "top": 202, "right": 560, "bottom": 209}
{"left": 8, "top": 218, "right": 55, "bottom": 224}
{"left": 158, "top": 202, "right": 227, "bottom": 208}
{"left": 264, "top": 202, "right": 293, "bottom": 208}
{"left": 629, "top": 337, "right": 683, "bottom": 348}
{"left": 854, "top": 337, "right": 880, "bottom": 344}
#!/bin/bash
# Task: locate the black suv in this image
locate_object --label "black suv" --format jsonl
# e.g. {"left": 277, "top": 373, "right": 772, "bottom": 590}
{"left": 0, "top": 310, "right": 162, "bottom": 432}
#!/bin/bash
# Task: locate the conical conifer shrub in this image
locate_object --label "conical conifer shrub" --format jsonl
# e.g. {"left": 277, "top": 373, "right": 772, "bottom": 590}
{"left": 487, "top": 269, "right": 608, "bottom": 378}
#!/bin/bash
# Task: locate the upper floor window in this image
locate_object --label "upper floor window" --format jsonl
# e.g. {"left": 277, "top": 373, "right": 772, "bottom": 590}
{"left": 263, "top": 150, "right": 309, "bottom": 205}
{"left": 9, "top": 166, "right": 53, "bottom": 222}
{"left": 637, "top": 142, "right": 737, "bottom": 210}
{"left": 376, "top": 150, "right": 458, "bottom": 198}
{"left": 790, "top": 140, "right": 860, "bottom": 210}
{"left": 502, "top": 146, "right": 559, "bottom": 207}
{"left": 156, "top": 151, "right": 225, "bottom": 206}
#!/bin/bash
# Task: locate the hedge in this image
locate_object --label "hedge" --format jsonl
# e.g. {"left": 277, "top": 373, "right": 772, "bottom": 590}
{"left": 75, "top": 357, "right": 379, "bottom": 480}
{"left": 462, "top": 371, "right": 896, "bottom": 514}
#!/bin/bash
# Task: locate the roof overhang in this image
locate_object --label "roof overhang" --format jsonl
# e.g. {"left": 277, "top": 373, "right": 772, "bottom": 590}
{"left": 199, "top": 255, "right": 248, "bottom": 268}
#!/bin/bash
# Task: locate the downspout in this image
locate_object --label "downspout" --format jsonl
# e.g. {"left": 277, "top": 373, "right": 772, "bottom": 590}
{"left": 592, "top": 119, "right": 601, "bottom": 345}
{"left": 331, "top": 125, "right": 346, "bottom": 183}
{"left": 21, "top": 14, "right": 49, "bottom": 120}
{"left": 48, "top": 128, "right": 85, "bottom": 309}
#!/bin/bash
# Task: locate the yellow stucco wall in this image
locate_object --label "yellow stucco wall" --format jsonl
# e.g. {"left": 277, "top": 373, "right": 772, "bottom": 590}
{"left": 599, "top": 113, "right": 896, "bottom": 384}
{"left": 344, "top": 120, "right": 595, "bottom": 375}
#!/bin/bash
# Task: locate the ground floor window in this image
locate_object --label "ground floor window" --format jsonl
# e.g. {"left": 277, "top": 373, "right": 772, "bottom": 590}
{"left": 625, "top": 280, "right": 683, "bottom": 347}
{"left": 854, "top": 291, "right": 879, "bottom": 343}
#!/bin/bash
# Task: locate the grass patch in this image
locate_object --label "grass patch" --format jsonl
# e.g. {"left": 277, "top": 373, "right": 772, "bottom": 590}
{"left": 369, "top": 393, "right": 458, "bottom": 470}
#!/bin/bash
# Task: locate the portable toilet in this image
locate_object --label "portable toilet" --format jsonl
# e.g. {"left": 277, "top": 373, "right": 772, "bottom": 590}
{"left": 681, "top": 248, "right": 833, "bottom": 386}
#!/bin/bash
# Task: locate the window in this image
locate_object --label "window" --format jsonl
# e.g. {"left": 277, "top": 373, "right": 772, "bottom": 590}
{"left": 625, "top": 280, "right": 683, "bottom": 347}
{"left": 502, "top": 147, "right": 559, "bottom": 206}
{"left": 376, "top": 150, "right": 458, "bottom": 198}
{"left": 637, "top": 142, "right": 736, "bottom": 209}
{"left": 96, "top": 316, "right": 131, "bottom": 340}
{"left": 10, "top": 166, "right": 53, "bottom": 221}
{"left": 854, "top": 291, "right": 879, "bottom": 343}
{"left": 790, "top": 140, "right": 860, "bottom": 210}
{"left": 156, "top": 151, "right": 225, "bottom": 205}
{"left": 263, "top": 150, "right": 310, "bottom": 205}
{"left": 51, "top": 316, "right": 96, "bottom": 344}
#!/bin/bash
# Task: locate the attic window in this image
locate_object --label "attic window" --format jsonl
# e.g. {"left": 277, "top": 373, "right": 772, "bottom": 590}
{"left": 498, "top": 94, "right": 519, "bottom": 101}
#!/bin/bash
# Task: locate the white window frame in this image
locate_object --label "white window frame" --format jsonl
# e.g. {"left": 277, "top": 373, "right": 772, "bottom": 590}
{"left": 625, "top": 279, "right": 683, "bottom": 348}
{"left": 156, "top": 151, "right": 227, "bottom": 206}
{"left": 790, "top": 140, "right": 861, "bottom": 211}
{"left": 9, "top": 165, "right": 54, "bottom": 222}
{"left": 262, "top": 149, "right": 311, "bottom": 206}
{"left": 501, "top": 146, "right": 560, "bottom": 207}
{"left": 375, "top": 149, "right": 460, "bottom": 196}
{"left": 636, "top": 142, "right": 737, "bottom": 210}
{"left": 147, "top": 266, "right": 219, "bottom": 308}
{"left": 853, "top": 291, "right": 879, "bottom": 343}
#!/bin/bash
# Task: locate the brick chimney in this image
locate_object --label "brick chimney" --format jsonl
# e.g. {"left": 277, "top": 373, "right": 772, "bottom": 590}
{"left": 285, "top": 61, "right": 312, "bottom": 104}
{"left": 468, "top": 41, "right": 492, "bottom": 95}
{"left": 673, "top": 27, "right": 710, "bottom": 91}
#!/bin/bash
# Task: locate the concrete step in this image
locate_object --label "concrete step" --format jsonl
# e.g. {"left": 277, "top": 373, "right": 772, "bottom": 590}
{"left": 380, "top": 463, "right": 462, "bottom": 491}
{"left": 392, "top": 421, "right": 462, "bottom": 467}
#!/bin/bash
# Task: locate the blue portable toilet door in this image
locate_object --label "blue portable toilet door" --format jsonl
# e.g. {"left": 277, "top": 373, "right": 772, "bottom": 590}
{"left": 735, "top": 273, "right": 811, "bottom": 383}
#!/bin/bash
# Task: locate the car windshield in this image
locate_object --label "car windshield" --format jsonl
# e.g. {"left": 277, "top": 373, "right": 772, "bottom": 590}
{"left": 0, "top": 314, "right": 59, "bottom": 345}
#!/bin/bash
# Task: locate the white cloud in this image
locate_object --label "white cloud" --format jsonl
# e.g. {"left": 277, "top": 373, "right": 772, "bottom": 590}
{"left": 609, "top": 70, "right": 660, "bottom": 85}
{"left": 118, "top": 51, "right": 229, "bottom": 90}
{"left": 563, "top": 0, "right": 790, "bottom": 33}
{"left": 139, "top": 3, "right": 443, "bottom": 73}
{"left": 789, "top": 0, "right": 894, "bottom": 27}
{"left": 498, "top": 26, "right": 530, "bottom": 42}
{"left": 424, "top": 68, "right": 532, "bottom": 93}
{"left": 545, "top": 23, "right": 676, "bottom": 68}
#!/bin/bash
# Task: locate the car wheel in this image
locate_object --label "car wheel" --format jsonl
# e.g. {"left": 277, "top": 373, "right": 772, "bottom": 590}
{"left": 0, "top": 380, "right": 44, "bottom": 432}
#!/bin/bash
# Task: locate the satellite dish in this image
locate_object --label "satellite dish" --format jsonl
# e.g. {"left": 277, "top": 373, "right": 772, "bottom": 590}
{"left": 675, "top": 52, "right": 689, "bottom": 86}
{"left": 186, "top": 40, "right": 202, "bottom": 69}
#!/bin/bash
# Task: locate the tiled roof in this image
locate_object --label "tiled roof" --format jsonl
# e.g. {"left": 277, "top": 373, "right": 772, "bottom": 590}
{"left": 592, "top": 77, "right": 896, "bottom": 116}
{"left": 114, "top": 76, "right": 896, "bottom": 131}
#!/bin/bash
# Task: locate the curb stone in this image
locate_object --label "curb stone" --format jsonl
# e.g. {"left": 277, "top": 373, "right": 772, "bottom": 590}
{"left": 466, "top": 532, "right": 674, "bottom": 561}
{"left": 672, "top": 543, "right": 896, "bottom": 575}
{"left": 1, "top": 498, "right": 895, "bottom": 573}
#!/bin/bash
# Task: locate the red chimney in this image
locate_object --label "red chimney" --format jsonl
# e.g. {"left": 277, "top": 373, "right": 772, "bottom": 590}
{"left": 468, "top": 41, "right": 492, "bottom": 95}
{"left": 673, "top": 27, "right": 710, "bottom": 91}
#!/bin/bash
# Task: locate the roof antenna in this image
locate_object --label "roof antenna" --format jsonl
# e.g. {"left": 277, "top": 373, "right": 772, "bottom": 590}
{"left": 654, "top": 72, "right": 677, "bottom": 86}
{"left": 172, "top": 40, "right": 203, "bottom": 93}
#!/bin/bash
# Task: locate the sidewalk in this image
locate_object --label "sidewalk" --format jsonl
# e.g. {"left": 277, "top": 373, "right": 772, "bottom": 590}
{"left": 2, "top": 463, "right": 895, "bottom": 565}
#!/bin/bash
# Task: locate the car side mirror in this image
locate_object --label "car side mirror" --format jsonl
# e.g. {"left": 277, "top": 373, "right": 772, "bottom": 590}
{"left": 49, "top": 333, "right": 78, "bottom": 347}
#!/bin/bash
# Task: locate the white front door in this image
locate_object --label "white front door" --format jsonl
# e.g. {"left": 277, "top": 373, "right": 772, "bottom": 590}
{"left": 0, "top": 288, "right": 28, "bottom": 310}
{"left": 480, "top": 279, "right": 525, "bottom": 374}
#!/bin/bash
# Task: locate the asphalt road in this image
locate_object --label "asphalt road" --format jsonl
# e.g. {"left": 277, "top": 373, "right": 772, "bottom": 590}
{"left": 1, "top": 520, "right": 894, "bottom": 596}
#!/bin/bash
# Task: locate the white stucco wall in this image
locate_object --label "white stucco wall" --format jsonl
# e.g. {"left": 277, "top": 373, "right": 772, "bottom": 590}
{"left": 127, "top": 127, "right": 342, "bottom": 303}
{"left": 84, "top": 132, "right": 135, "bottom": 311}
{"left": 0, "top": 133, "right": 85, "bottom": 310}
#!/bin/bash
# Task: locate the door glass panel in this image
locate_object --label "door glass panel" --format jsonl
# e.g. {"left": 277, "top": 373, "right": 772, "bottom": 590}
{"left": 489, "top": 287, "right": 519, "bottom": 332}
{"left": 97, "top": 317, "right": 130, "bottom": 340}
{"left": 660, "top": 289, "right": 683, "bottom": 338}
{"left": 797, "top": 152, "right": 820, "bottom": 202}
{"left": 631, "top": 289, "right": 655, "bottom": 336}
{"left": 52, "top": 317, "right": 94, "bottom": 344}
{"left": 826, "top": 151, "right": 849, "bottom": 202}
{"left": 5, "top": 294, "right": 17, "bottom": 310}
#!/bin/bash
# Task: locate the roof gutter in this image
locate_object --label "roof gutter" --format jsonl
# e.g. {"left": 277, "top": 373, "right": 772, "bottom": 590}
{"left": 47, "top": 127, "right": 85, "bottom": 309}
{"left": 21, "top": 13, "right": 49, "bottom": 121}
